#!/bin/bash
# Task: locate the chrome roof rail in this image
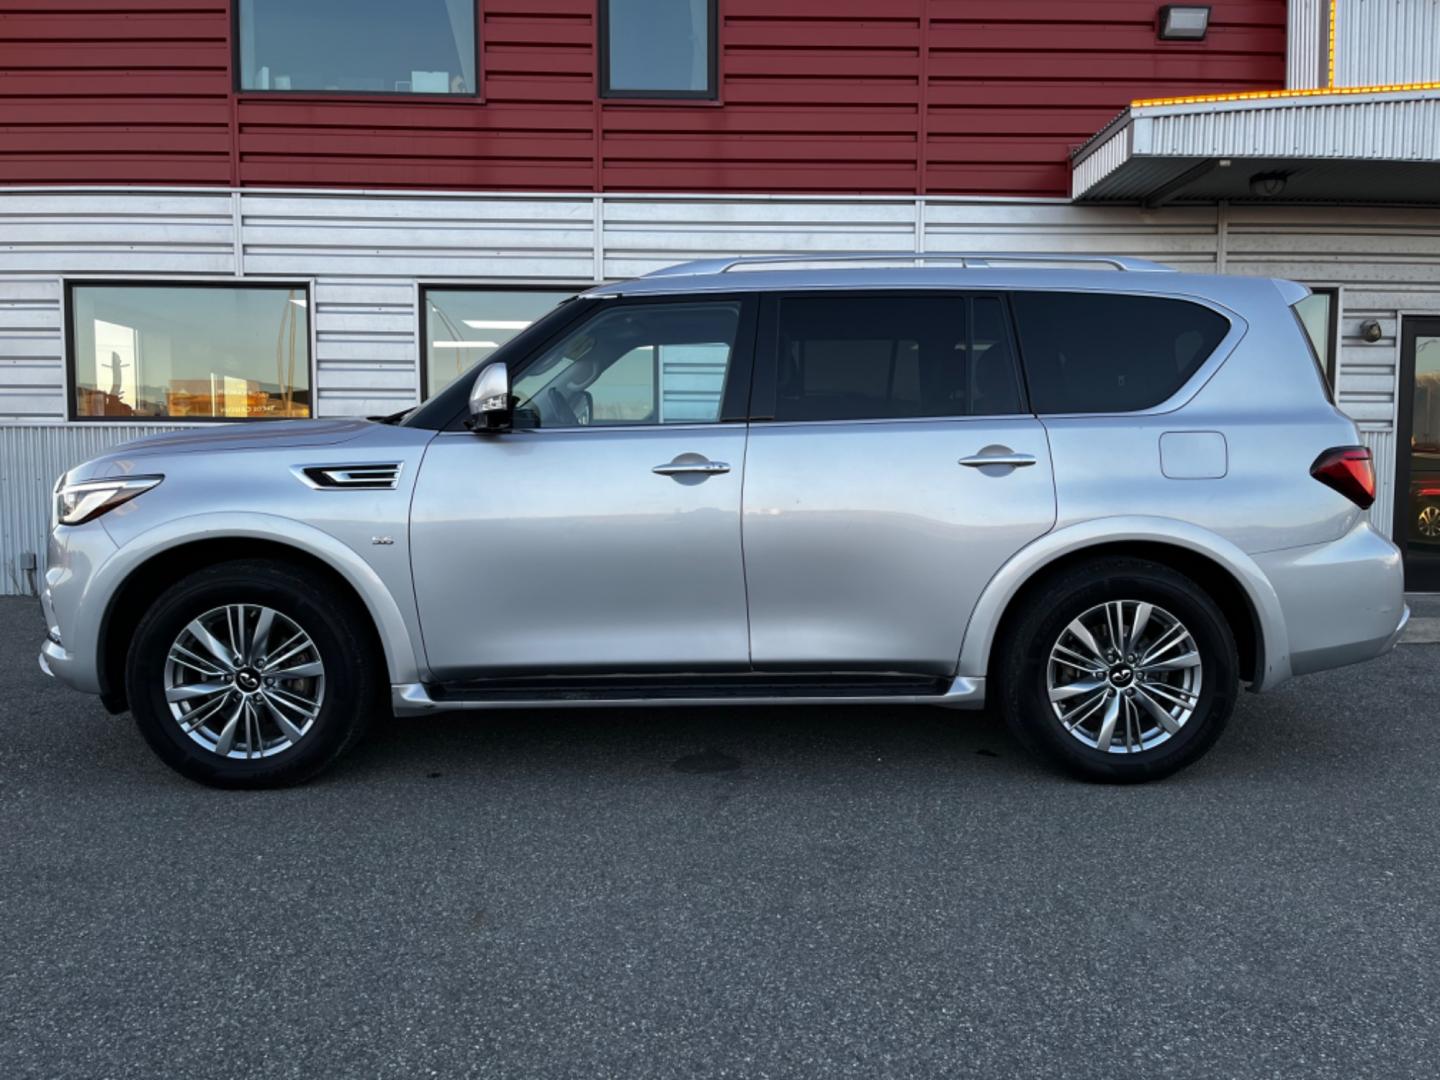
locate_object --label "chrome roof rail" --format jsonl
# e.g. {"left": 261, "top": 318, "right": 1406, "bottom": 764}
{"left": 641, "top": 252, "right": 1176, "bottom": 276}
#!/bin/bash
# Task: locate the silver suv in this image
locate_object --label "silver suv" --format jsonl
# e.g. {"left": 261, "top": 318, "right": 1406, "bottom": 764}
{"left": 39, "top": 254, "right": 1409, "bottom": 787}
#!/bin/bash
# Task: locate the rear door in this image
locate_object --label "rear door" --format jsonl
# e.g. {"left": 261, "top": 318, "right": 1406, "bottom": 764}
{"left": 741, "top": 291, "right": 1057, "bottom": 674}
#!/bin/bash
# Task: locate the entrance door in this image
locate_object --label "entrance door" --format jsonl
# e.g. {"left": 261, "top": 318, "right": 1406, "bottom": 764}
{"left": 1395, "top": 317, "right": 1440, "bottom": 592}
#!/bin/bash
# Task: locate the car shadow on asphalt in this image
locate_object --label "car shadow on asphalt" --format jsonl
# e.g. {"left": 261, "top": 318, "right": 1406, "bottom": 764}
{"left": 335, "top": 702, "right": 1049, "bottom": 786}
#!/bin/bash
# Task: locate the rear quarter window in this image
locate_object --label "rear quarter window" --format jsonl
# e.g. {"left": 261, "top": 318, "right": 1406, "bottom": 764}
{"left": 1011, "top": 291, "right": 1231, "bottom": 414}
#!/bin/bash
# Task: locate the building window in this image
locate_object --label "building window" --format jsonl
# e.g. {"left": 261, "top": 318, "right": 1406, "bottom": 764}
{"left": 67, "top": 283, "right": 311, "bottom": 421}
{"left": 423, "top": 288, "right": 581, "bottom": 396}
{"left": 600, "top": 0, "right": 717, "bottom": 99}
{"left": 237, "top": 0, "right": 477, "bottom": 95}
{"left": 1295, "top": 287, "right": 1341, "bottom": 390}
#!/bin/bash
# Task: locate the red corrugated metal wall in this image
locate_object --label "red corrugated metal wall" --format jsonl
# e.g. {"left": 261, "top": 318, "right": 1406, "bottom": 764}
{"left": 0, "top": 0, "right": 1287, "bottom": 196}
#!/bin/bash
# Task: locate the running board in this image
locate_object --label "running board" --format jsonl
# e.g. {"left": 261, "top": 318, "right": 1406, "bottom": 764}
{"left": 391, "top": 674, "right": 986, "bottom": 715}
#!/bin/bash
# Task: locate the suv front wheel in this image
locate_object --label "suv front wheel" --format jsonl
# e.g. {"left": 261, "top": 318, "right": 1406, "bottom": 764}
{"left": 126, "top": 559, "right": 379, "bottom": 788}
{"left": 999, "top": 557, "right": 1239, "bottom": 783}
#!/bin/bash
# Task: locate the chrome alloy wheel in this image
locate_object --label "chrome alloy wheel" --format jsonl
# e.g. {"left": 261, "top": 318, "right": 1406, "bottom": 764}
{"left": 163, "top": 604, "right": 325, "bottom": 759}
{"left": 1046, "top": 600, "right": 1202, "bottom": 755}
{"left": 1418, "top": 503, "right": 1440, "bottom": 539}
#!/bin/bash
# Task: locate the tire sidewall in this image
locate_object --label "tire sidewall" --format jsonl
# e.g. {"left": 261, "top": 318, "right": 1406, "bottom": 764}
{"left": 1005, "top": 564, "right": 1238, "bottom": 782}
{"left": 127, "top": 563, "right": 374, "bottom": 788}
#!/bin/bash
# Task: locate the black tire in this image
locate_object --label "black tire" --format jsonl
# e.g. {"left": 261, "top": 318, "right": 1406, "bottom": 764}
{"left": 998, "top": 557, "right": 1238, "bottom": 783}
{"left": 125, "top": 559, "right": 380, "bottom": 789}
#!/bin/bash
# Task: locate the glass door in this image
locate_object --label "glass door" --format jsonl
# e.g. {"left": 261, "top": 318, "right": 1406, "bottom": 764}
{"left": 1396, "top": 317, "right": 1440, "bottom": 592}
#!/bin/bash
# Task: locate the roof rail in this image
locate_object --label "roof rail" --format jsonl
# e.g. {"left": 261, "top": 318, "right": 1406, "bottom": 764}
{"left": 641, "top": 252, "right": 1175, "bottom": 277}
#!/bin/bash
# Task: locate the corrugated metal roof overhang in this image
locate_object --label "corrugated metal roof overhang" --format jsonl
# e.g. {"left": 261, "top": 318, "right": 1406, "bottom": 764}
{"left": 1071, "top": 89, "right": 1440, "bottom": 204}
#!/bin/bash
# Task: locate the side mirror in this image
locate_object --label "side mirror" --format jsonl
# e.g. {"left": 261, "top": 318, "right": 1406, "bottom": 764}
{"left": 467, "top": 361, "right": 512, "bottom": 432}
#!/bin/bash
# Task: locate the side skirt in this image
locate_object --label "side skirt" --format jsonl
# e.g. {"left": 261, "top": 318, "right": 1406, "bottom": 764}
{"left": 391, "top": 673, "right": 986, "bottom": 715}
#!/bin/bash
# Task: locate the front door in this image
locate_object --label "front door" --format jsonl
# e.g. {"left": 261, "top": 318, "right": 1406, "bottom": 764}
{"left": 1395, "top": 317, "right": 1440, "bottom": 592}
{"left": 410, "top": 296, "right": 756, "bottom": 680}
{"left": 741, "top": 291, "right": 1057, "bottom": 674}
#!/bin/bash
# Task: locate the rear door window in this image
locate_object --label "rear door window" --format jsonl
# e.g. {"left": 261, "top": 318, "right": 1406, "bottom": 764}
{"left": 767, "top": 293, "right": 1024, "bottom": 421}
{"left": 1011, "top": 291, "right": 1230, "bottom": 414}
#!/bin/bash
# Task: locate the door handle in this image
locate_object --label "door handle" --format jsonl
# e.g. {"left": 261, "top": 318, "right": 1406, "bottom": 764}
{"left": 958, "top": 450, "right": 1038, "bottom": 469}
{"left": 653, "top": 460, "right": 731, "bottom": 476}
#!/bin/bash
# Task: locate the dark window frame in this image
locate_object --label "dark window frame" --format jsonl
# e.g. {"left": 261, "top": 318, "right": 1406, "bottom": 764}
{"left": 1392, "top": 315, "right": 1440, "bottom": 591}
{"left": 436, "top": 292, "right": 759, "bottom": 431}
{"left": 750, "top": 290, "right": 1030, "bottom": 424}
{"left": 1304, "top": 285, "right": 1342, "bottom": 390}
{"left": 419, "top": 283, "right": 592, "bottom": 401}
{"left": 63, "top": 278, "right": 315, "bottom": 424}
{"left": 598, "top": 0, "right": 719, "bottom": 100}
{"left": 232, "top": 0, "right": 483, "bottom": 101}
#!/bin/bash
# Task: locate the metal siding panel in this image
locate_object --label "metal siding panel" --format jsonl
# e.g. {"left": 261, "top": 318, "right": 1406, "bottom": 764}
{"left": 0, "top": 279, "right": 62, "bottom": 420}
{"left": 0, "top": 1, "right": 232, "bottom": 186}
{"left": 3, "top": 0, "right": 1290, "bottom": 197}
{"left": 1287, "top": 0, "right": 1327, "bottom": 88}
{"left": 1335, "top": 0, "right": 1440, "bottom": 87}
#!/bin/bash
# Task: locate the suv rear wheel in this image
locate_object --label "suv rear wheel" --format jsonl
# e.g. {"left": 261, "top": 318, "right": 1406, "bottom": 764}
{"left": 999, "top": 557, "right": 1239, "bottom": 783}
{"left": 125, "top": 559, "right": 379, "bottom": 788}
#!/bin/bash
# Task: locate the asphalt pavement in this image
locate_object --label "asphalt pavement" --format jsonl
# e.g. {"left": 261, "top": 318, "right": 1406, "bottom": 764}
{"left": 3, "top": 594, "right": 1439, "bottom": 1079}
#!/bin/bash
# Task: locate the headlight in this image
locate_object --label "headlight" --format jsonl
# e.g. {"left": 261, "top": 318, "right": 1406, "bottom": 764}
{"left": 53, "top": 475, "right": 163, "bottom": 527}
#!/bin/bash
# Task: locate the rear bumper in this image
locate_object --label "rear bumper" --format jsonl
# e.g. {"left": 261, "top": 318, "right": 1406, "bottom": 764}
{"left": 1254, "top": 518, "right": 1408, "bottom": 682}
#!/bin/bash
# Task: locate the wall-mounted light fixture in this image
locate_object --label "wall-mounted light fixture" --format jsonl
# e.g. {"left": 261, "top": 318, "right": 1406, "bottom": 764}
{"left": 1249, "top": 170, "right": 1289, "bottom": 197}
{"left": 1158, "top": 5, "right": 1211, "bottom": 40}
{"left": 1360, "top": 320, "right": 1384, "bottom": 343}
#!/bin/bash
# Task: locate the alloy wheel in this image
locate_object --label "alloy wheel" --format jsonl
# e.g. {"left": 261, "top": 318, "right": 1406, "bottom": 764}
{"left": 1418, "top": 504, "right": 1440, "bottom": 539}
{"left": 1046, "top": 600, "right": 1202, "bottom": 755}
{"left": 163, "top": 604, "right": 326, "bottom": 759}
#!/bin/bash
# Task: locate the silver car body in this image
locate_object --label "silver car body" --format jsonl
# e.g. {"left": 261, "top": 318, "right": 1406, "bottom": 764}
{"left": 39, "top": 256, "right": 1410, "bottom": 715}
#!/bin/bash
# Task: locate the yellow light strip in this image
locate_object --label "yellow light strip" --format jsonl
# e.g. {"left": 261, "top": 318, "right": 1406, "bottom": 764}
{"left": 1131, "top": 80, "right": 1440, "bottom": 108}
{"left": 1328, "top": 0, "right": 1337, "bottom": 87}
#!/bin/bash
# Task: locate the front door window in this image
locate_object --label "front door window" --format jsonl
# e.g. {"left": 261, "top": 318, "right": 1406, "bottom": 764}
{"left": 512, "top": 301, "right": 740, "bottom": 427}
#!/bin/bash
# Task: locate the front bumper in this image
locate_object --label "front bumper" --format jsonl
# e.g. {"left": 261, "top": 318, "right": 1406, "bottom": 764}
{"left": 37, "top": 520, "right": 118, "bottom": 697}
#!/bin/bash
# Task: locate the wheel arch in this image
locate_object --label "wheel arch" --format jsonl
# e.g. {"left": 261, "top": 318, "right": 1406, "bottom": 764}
{"left": 95, "top": 520, "right": 421, "bottom": 713}
{"left": 961, "top": 518, "right": 1292, "bottom": 694}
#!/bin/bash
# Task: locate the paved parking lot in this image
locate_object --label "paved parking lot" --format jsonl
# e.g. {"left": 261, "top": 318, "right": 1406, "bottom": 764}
{"left": 3, "top": 595, "right": 1439, "bottom": 1079}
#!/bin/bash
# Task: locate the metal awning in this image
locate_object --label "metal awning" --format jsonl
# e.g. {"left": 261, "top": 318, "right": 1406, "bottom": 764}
{"left": 1071, "top": 87, "right": 1440, "bottom": 205}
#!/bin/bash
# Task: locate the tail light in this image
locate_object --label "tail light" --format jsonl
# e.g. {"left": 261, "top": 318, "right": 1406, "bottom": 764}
{"left": 1310, "top": 446, "right": 1375, "bottom": 509}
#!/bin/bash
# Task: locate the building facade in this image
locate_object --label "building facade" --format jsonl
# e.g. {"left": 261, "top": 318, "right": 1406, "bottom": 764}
{"left": 1, "top": 0, "right": 1438, "bottom": 594}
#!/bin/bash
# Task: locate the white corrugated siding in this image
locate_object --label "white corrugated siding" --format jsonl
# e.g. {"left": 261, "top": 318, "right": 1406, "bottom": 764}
{"left": 1334, "top": 0, "right": 1440, "bottom": 88}
{"left": 0, "top": 187, "right": 1435, "bottom": 592}
{"left": 1139, "top": 92, "right": 1440, "bottom": 161}
{"left": 1288, "top": 0, "right": 1329, "bottom": 90}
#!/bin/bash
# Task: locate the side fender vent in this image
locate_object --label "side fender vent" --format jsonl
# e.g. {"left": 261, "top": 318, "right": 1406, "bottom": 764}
{"left": 296, "top": 463, "right": 402, "bottom": 491}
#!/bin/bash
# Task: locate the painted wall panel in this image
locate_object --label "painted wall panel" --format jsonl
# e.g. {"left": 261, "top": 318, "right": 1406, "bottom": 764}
{"left": 0, "top": 0, "right": 1288, "bottom": 198}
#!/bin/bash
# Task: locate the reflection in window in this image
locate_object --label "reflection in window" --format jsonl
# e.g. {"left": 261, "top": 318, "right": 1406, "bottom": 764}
{"left": 774, "top": 294, "right": 1022, "bottom": 422}
{"left": 238, "top": 0, "right": 476, "bottom": 95}
{"left": 1295, "top": 288, "right": 1338, "bottom": 390}
{"left": 603, "top": 0, "right": 715, "bottom": 97}
{"left": 424, "top": 289, "right": 578, "bottom": 396}
{"left": 513, "top": 302, "right": 738, "bottom": 427}
{"left": 69, "top": 284, "right": 311, "bottom": 420}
